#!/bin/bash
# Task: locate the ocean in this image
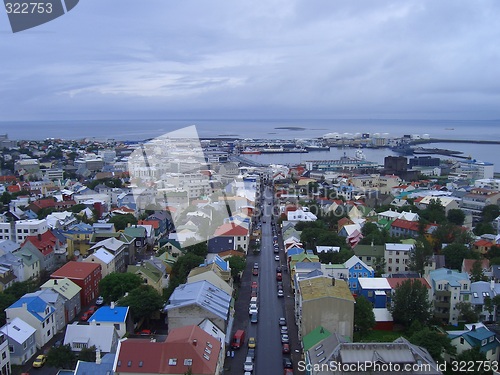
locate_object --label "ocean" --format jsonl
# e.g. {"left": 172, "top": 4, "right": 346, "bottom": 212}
{"left": 1, "top": 118, "right": 499, "bottom": 170}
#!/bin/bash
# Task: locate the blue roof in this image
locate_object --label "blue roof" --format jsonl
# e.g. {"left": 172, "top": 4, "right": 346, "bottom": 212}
{"left": 429, "top": 268, "right": 469, "bottom": 288}
{"left": 9, "top": 296, "right": 54, "bottom": 322}
{"left": 212, "top": 254, "right": 229, "bottom": 271}
{"left": 75, "top": 353, "right": 115, "bottom": 375}
{"left": 287, "top": 247, "right": 305, "bottom": 256}
{"left": 88, "top": 306, "right": 129, "bottom": 323}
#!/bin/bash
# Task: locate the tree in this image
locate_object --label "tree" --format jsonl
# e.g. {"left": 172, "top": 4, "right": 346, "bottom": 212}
{"left": 481, "top": 204, "right": 500, "bottom": 223}
{"left": 184, "top": 242, "right": 208, "bottom": 258}
{"left": 474, "top": 222, "right": 495, "bottom": 236}
{"left": 227, "top": 256, "right": 246, "bottom": 280}
{"left": 108, "top": 214, "right": 138, "bottom": 231}
{"left": 447, "top": 208, "right": 465, "bottom": 226}
{"left": 118, "top": 285, "right": 164, "bottom": 323}
{"left": 442, "top": 243, "right": 478, "bottom": 270}
{"left": 408, "top": 237, "right": 433, "bottom": 275}
{"left": 78, "top": 345, "right": 97, "bottom": 362}
{"left": 483, "top": 296, "right": 494, "bottom": 321}
{"left": 409, "top": 327, "right": 455, "bottom": 361}
{"left": 354, "top": 296, "right": 375, "bottom": 335}
{"left": 390, "top": 279, "right": 432, "bottom": 328}
{"left": 46, "top": 344, "right": 76, "bottom": 369}
{"left": 456, "top": 301, "right": 479, "bottom": 323}
{"left": 453, "top": 347, "right": 492, "bottom": 375}
{"left": 99, "top": 273, "right": 143, "bottom": 302}
{"left": 419, "top": 199, "right": 446, "bottom": 225}
{"left": 470, "top": 259, "right": 488, "bottom": 282}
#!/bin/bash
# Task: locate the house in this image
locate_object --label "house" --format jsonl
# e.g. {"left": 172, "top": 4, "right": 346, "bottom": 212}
{"left": 384, "top": 243, "right": 414, "bottom": 274}
{"left": 61, "top": 222, "right": 94, "bottom": 259}
{"left": 344, "top": 255, "right": 374, "bottom": 293}
{"left": 472, "top": 239, "right": 495, "bottom": 256}
{"left": 417, "top": 195, "right": 460, "bottom": 214}
{"left": 209, "top": 223, "right": 249, "bottom": 253}
{"left": 287, "top": 208, "right": 317, "bottom": 222}
{"left": 12, "top": 243, "right": 41, "bottom": 281}
{"left": 0, "top": 332, "right": 10, "bottom": 375}
{"left": 64, "top": 323, "right": 119, "bottom": 353}
{"left": 386, "top": 277, "right": 432, "bottom": 307}
{"left": 187, "top": 256, "right": 233, "bottom": 296}
{"left": 128, "top": 258, "right": 169, "bottom": 294}
{"left": 21, "top": 231, "right": 61, "bottom": 272}
{"left": 83, "top": 248, "right": 116, "bottom": 278}
{"left": 74, "top": 352, "right": 116, "bottom": 375}
{"left": 0, "top": 252, "right": 24, "bottom": 284}
{"left": 447, "top": 324, "right": 500, "bottom": 362}
{"left": 289, "top": 253, "right": 320, "bottom": 284}
{"left": 427, "top": 268, "right": 471, "bottom": 325}
{"left": 461, "top": 258, "right": 490, "bottom": 276}
{"left": 88, "top": 304, "right": 132, "bottom": 338}
{"left": 40, "top": 277, "right": 82, "bottom": 323}
{"left": 51, "top": 261, "right": 102, "bottom": 307}
{"left": 164, "top": 280, "right": 232, "bottom": 333}
{"left": 0, "top": 317, "right": 36, "bottom": 365}
{"left": 23, "top": 289, "right": 66, "bottom": 332}
{"left": 88, "top": 237, "right": 128, "bottom": 273}
{"left": 357, "top": 277, "right": 392, "bottom": 308}
{"left": 353, "top": 243, "right": 385, "bottom": 268}
{"left": 470, "top": 281, "right": 498, "bottom": 321}
{"left": 6, "top": 295, "right": 56, "bottom": 349}
{"left": 296, "top": 276, "right": 355, "bottom": 341}
{"left": 113, "top": 325, "right": 223, "bottom": 375}
{"left": 124, "top": 225, "right": 148, "bottom": 252}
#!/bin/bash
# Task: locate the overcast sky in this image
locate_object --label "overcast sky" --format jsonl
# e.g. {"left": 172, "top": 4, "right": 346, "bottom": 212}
{"left": 1, "top": 0, "right": 500, "bottom": 121}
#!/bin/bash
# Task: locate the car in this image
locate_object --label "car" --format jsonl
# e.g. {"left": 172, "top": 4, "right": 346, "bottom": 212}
{"left": 96, "top": 296, "right": 104, "bottom": 305}
{"left": 275, "top": 255, "right": 280, "bottom": 261}
{"left": 284, "top": 368, "right": 294, "bottom": 375}
{"left": 87, "top": 305, "right": 98, "bottom": 314}
{"left": 283, "top": 357, "right": 293, "bottom": 369}
{"left": 280, "top": 326, "right": 288, "bottom": 334}
{"left": 282, "top": 343, "right": 290, "bottom": 354}
{"left": 277, "top": 281, "right": 283, "bottom": 288}
{"left": 138, "top": 329, "right": 152, "bottom": 335}
{"left": 247, "top": 348, "right": 256, "bottom": 360}
{"left": 250, "top": 312, "right": 258, "bottom": 324}
{"left": 248, "top": 337, "right": 256, "bottom": 348}
{"left": 250, "top": 290, "right": 257, "bottom": 298}
{"left": 276, "top": 272, "right": 282, "bottom": 281}
{"left": 53, "top": 340, "right": 62, "bottom": 348}
{"left": 279, "top": 317, "right": 286, "bottom": 326}
{"left": 80, "top": 311, "right": 92, "bottom": 321}
{"left": 249, "top": 306, "right": 258, "bottom": 315}
{"left": 281, "top": 334, "right": 289, "bottom": 343}
{"left": 276, "top": 266, "right": 282, "bottom": 273}
{"left": 33, "top": 354, "right": 47, "bottom": 368}
{"left": 251, "top": 281, "right": 258, "bottom": 289}
{"left": 252, "top": 268, "right": 258, "bottom": 276}
{"left": 243, "top": 357, "right": 254, "bottom": 372}
{"left": 253, "top": 262, "right": 259, "bottom": 269}
{"left": 277, "top": 289, "right": 284, "bottom": 297}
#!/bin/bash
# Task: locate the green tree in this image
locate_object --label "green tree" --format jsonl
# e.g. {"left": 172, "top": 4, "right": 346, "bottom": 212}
{"left": 470, "top": 259, "right": 488, "bottom": 282}
{"left": 0, "top": 292, "right": 17, "bottom": 326}
{"left": 408, "top": 236, "right": 433, "bottom": 275}
{"left": 184, "top": 242, "right": 208, "bottom": 258}
{"left": 447, "top": 208, "right": 465, "bottom": 226}
{"left": 453, "top": 347, "right": 492, "bottom": 375}
{"left": 354, "top": 296, "right": 375, "bottom": 335}
{"left": 456, "top": 301, "right": 479, "bottom": 323}
{"left": 390, "top": 279, "right": 432, "bottom": 328}
{"left": 474, "top": 222, "right": 495, "bottom": 236}
{"left": 485, "top": 245, "right": 500, "bottom": 260}
{"left": 419, "top": 199, "right": 446, "bottom": 224}
{"left": 482, "top": 204, "right": 500, "bottom": 223}
{"left": 372, "top": 256, "right": 386, "bottom": 277}
{"left": 46, "top": 344, "right": 76, "bottom": 369}
{"left": 118, "top": 285, "right": 164, "bottom": 323}
{"left": 409, "top": 327, "right": 455, "bottom": 361}
{"left": 227, "top": 256, "right": 246, "bottom": 280}
{"left": 78, "top": 345, "right": 97, "bottom": 362}
{"left": 483, "top": 296, "right": 494, "bottom": 321}
{"left": 442, "top": 243, "right": 478, "bottom": 270}
{"left": 99, "top": 273, "right": 143, "bottom": 302}
{"left": 0, "top": 192, "right": 12, "bottom": 205}
{"left": 108, "top": 214, "right": 138, "bottom": 231}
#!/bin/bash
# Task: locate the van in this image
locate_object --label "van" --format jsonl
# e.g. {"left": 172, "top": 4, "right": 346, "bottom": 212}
{"left": 231, "top": 329, "right": 245, "bottom": 349}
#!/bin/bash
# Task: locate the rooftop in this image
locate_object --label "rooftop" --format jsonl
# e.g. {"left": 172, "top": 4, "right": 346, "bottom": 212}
{"left": 298, "top": 276, "right": 354, "bottom": 303}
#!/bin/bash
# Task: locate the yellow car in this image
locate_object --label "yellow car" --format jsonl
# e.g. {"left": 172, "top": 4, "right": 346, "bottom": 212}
{"left": 33, "top": 354, "right": 47, "bottom": 368}
{"left": 248, "top": 337, "right": 256, "bottom": 348}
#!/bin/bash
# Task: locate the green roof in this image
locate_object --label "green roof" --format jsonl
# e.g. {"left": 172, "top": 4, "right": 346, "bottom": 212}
{"left": 353, "top": 244, "right": 384, "bottom": 257}
{"left": 127, "top": 262, "right": 162, "bottom": 283}
{"left": 377, "top": 218, "right": 393, "bottom": 231}
{"left": 124, "top": 226, "right": 147, "bottom": 238}
{"left": 303, "top": 326, "right": 332, "bottom": 351}
{"left": 291, "top": 253, "right": 319, "bottom": 262}
{"left": 401, "top": 239, "right": 416, "bottom": 245}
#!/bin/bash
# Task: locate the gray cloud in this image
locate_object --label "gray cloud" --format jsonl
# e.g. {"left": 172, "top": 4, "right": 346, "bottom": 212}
{"left": 1, "top": 0, "right": 500, "bottom": 121}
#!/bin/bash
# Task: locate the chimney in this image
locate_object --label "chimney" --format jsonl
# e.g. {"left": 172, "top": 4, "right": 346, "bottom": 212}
{"left": 472, "top": 324, "right": 476, "bottom": 331}
{"left": 95, "top": 347, "right": 101, "bottom": 365}
{"left": 54, "top": 279, "right": 58, "bottom": 285}
{"left": 491, "top": 280, "right": 495, "bottom": 291}
{"left": 193, "top": 339, "right": 197, "bottom": 346}
{"left": 110, "top": 301, "right": 115, "bottom": 309}
{"left": 331, "top": 278, "right": 335, "bottom": 287}
{"left": 38, "top": 233, "right": 42, "bottom": 241}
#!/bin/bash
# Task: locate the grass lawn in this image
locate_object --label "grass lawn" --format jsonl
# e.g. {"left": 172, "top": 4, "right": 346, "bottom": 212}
{"left": 353, "top": 330, "right": 405, "bottom": 343}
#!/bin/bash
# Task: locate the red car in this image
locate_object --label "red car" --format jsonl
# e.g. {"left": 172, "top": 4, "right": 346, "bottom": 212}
{"left": 282, "top": 343, "right": 290, "bottom": 354}
{"left": 276, "top": 272, "right": 282, "bottom": 281}
{"left": 284, "top": 369, "right": 293, "bottom": 375}
{"left": 80, "top": 311, "right": 92, "bottom": 321}
{"left": 253, "top": 268, "right": 258, "bottom": 276}
{"left": 87, "top": 305, "right": 98, "bottom": 314}
{"left": 251, "top": 281, "right": 258, "bottom": 289}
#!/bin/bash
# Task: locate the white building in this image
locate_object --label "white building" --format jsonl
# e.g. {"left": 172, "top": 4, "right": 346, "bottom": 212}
{"left": 458, "top": 160, "right": 494, "bottom": 179}
{"left": 14, "top": 219, "right": 48, "bottom": 244}
{"left": 384, "top": 243, "right": 414, "bottom": 274}
{"left": 0, "top": 317, "right": 36, "bottom": 366}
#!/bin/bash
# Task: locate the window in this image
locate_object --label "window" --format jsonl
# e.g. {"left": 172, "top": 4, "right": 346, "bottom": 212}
{"left": 481, "top": 339, "right": 487, "bottom": 346}
{"left": 366, "top": 256, "right": 371, "bottom": 261}
{"left": 368, "top": 291, "right": 373, "bottom": 297}
{"left": 8, "top": 346, "right": 13, "bottom": 353}
{"left": 460, "top": 337, "right": 464, "bottom": 344}
{"left": 168, "top": 359, "right": 177, "bottom": 365}
{"left": 184, "top": 359, "right": 193, "bottom": 366}
{"left": 396, "top": 259, "right": 400, "bottom": 263}
{"left": 388, "top": 258, "right": 392, "bottom": 263}
{"left": 2, "top": 352, "right": 6, "bottom": 360}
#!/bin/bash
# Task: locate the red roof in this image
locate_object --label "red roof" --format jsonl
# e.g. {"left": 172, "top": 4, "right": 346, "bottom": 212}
{"left": 138, "top": 220, "right": 159, "bottom": 229}
{"left": 462, "top": 258, "right": 490, "bottom": 274}
{"left": 23, "top": 231, "right": 58, "bottom": 256}
{"left": 213, "top": 223, "right": 248, "bottom": 237}
{"left": 0, "top": 175, "right": 16, "bottom": 183}
{"left": 7, "top": 185, "right": 20, "bottom": 193}
{"left": 386, "top": 278, "right": 430, "bottom": 290}
{"left": 115, "top": 325, "right": 220, "bottom": 374}
{"left": 51, "top": 261, "right": 101, "bottom": 280}
{"left": 391, "top": 219, "right": 420, "bottom": 232}
{"left": 474, "top": 239, "right": 494, "bottom": 248}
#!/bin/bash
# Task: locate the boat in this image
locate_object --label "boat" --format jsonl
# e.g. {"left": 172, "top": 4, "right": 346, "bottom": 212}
{"left": 241, "top": 148, "right": 261, "bottom": 155}
{"left": 354, "top": 149, "right": 366, "bottom": 161}
{"left": 305, "top": 145, "right": 330, "bottom": 151}
{"left": 390, "top": 144, "right": 414, "bottom": 155}
{"left": 261, "top": 146, "right": 285, "bottom": 153}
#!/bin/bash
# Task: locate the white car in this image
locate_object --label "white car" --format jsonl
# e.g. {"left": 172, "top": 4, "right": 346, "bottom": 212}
{"left": 278, "top": 289, "right": 284, "bottom": 297}
{"left": 96, "top": 296, "right": 104, "bottom": 305}
{"left": 244, "top": 357, "right": 254, "bottom": 372}
{"left": 249, "top": 306, "right": 258, "bottom": 315}
{"left": 275, "top": 255, "right": 280, "bottom": 261}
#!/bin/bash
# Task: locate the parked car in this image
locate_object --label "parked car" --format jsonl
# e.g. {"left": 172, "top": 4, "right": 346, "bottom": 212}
{"left": 276, "top": 266, "right": 282, "bottom": 273}
{"left": 252, "top": 268, "right": 258, "bottom": 276}
{"left": 253, "top": 262, "right": 259, "bottom": 269}
{"left": 280, "top": 326, "right": 288, "bottom": 334}
{"left": 87, "top": 305, "right": 98, "bottom": 314}
{"left": 282, "top": 343, "right": 290, "bottom": 354}
{"left": 244, "top": 357, "right": 254, "bottom": 372}
{"left": 33, "top": 354, "right": 47, "bottom": 368}
{"left": 249, "top": 306, "right": 258, "bottom": 315}
{"left": 277, "top": 289, "right": 284, "bottom": 297}
{"left": 284, "top": 369, "right": 294, "bottom": 375}
{"left": 279, "top": 317, "right": 286, "bottom": 326}
{"left": 251, "top": 281, "right": 258, "bottom": 289}
{"left": 247, "top": 348, "right": 256, "bottom": 360}
{"left": 248, "top": 337, "right": 256, "bottom": 348}
{"left": 281, "top": 334, "right": 289, "bottom": 343}
{"left": 80, "top": 311, "right": 92, "bottom": 321}
{"left": 276, "top": 272, "right": 282, "bottom": 281}
{"left": 283, "top": 357, "right": 293, "bottom": 369}
{"left": 96, "top": 296, "right": 104, "bottom": 305}
{"left": 251, "top": 312, "right": 258, "bottom": 324}
{"left": 275, "top": 255, "right": 280, "bottom": 261}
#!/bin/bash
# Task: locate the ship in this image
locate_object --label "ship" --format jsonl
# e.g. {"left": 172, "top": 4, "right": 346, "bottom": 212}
{"left": 241, "top": 148, "right": 261, "bottom": 155}
{"left": 390, "top": 144, "right": 414, "bottom": 155}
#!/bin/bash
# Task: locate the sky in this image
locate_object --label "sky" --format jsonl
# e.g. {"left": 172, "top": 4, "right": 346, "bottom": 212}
{"left": 1, "top": 0, "right": 500, "bottom": 121}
